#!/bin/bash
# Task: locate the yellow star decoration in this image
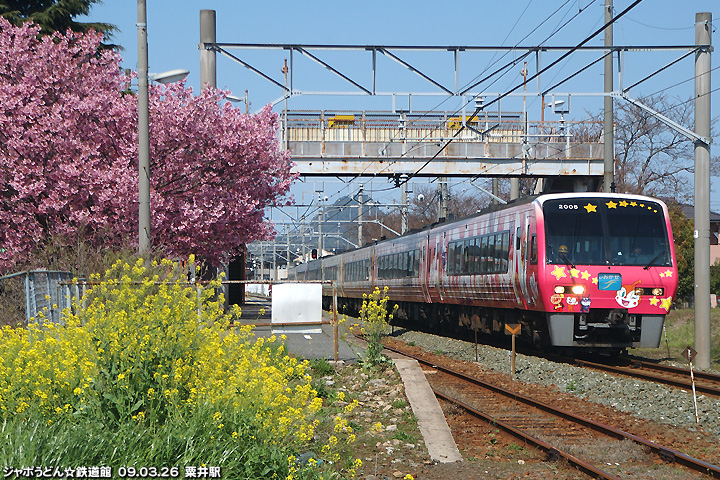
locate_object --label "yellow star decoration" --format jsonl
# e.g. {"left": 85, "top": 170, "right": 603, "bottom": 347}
{"left": 649, "top": 297, "right": 659, "bottom": 306}
{"left": 570, "top": 268, "right": 580, "bottom": 278}
{"left": 551, "top": 265, "right": 567, "bottom": 280}
{"left": 584, "top": 203, "right": 597, "bottom": 213}
{"left": 581, "top": 270, "right": 591, "bottom": 280}
{"left": 592, "top": 277, "right": 598, "bottom": 284}
{"left": 630, "top": 201, "right": 637, "bottom": 207}
{"left": 606, "top": 201, "right": 618, "bottom": 209}
{"left": 640, "top": 203, "right": 645, "bottom": 207}
{"left": 659, "top": 269, "right": 673, "bottom": 278}
{"left": 660, "top": 297, "right": 673, "bottom": 311}
{"left": 619, "top": 200, "right": 629, "bottom": 207}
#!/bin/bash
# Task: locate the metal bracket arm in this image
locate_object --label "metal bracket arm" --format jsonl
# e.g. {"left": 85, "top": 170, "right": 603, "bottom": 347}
{"left": 617, "top": 93, "right": 712, "bottom": 145}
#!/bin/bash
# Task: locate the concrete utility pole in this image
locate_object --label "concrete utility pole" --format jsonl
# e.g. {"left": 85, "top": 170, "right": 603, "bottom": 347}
{"left": 199, "top": 10, "right": 216, "bottom": 90}
{"left": 137, "top": 0, "right": 150, "bottom": 253}
{"left": 357, "top": 184, "right": 364, "bottom": 247}
{"left": 694, "top": 12, "right": 712, "bottom": 370}
{"left": 438, "top": 178, "right": 448, "bottom": 221}
{"left": 318, "top": 192, "right": 324, "bottom": 259}
{"left": 286, "top": 225, "right": 291, "bottom": 268}
{"left": 603, "top": 0, "right": 614, "bottom": 193}
{"left": 401, "top": 177, "right": 409, "bottom": 234}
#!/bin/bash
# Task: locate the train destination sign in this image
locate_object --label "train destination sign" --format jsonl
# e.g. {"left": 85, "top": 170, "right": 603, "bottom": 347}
{"left": 598, "top": 273, "right": 622, "bottom": 291}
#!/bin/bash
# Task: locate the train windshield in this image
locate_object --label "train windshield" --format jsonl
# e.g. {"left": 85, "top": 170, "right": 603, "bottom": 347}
{"left": 543, "top": 197, "right": 672, "bottom": 267}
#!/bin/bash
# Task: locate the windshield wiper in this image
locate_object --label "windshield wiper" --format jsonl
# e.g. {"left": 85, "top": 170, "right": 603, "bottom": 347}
{"left": 643, "top": 250, "right": 666, "bottom": 270}
{"left": 559, "top": 251, "right": 576, "bottom": 270}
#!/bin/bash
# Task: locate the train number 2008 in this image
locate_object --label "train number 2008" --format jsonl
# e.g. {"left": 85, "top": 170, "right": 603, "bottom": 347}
{"left": 557, "top": 204, "right": 578, "bottom": 210}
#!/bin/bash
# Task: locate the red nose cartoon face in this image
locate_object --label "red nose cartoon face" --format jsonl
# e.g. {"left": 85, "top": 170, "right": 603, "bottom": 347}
{"left": 615, "top": 280, "right": 641, "bottom": 309}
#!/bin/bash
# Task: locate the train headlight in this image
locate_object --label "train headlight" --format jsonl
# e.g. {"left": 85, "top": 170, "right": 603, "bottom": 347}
{"left": 571, "top": 285, "right": 585, "bottom": 295}
{"left": 554, "top": 286, "right": 565, "bottom": 294}
{"left": 652, "top": 288, "right": 664, "bottom": 296}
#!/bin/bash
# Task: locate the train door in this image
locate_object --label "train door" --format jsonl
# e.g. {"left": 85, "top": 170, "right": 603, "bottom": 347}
{"left": 512, "top": 213, "right": 529, "bottom": 309}
{"left": 420, "top": 238, "right": 431, "bottom": 302}
{"left": 523, "top": 213, "right": 539, "bottom": 308}
{"left": 425, "top": 234, "right": 442, "bottom": 303}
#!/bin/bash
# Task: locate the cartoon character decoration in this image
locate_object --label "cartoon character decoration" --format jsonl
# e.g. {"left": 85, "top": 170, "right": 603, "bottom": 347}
{"left": 566, "top": 296, "right": 578, "bottom": 307}
{"left": 550, "top": 293, "right": 564, "bottom": 311}
{"left": 580, "top": 296, "right": 591, "bottom": 313}
{"left": 615, "top": 280, "right": 641, "bottom": 309}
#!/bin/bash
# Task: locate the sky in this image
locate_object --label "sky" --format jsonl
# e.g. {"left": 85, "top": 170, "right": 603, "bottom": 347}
{"left": 81, "top": 1, "right": 719, "bottom": 229}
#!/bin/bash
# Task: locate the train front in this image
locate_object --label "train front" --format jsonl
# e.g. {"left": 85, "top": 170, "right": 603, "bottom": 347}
{"left": 536, "top": 194, "right": 678, "bottom": 350}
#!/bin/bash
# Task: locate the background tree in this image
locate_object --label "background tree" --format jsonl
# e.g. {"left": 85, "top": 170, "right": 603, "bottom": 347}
{"left": 581, "top": 94, "right": 717, "bottom": 201}
{"left": 356, "top": 183, "right": 491, "bottom": 245}
{"left": 0, "top": 0, "right": 115, "bottom": 38}
{"left": 0, "top": 19, "right": 294, "bottom": 273}
{"left": 667, "top": 203, "right": 694, "bottom": 303}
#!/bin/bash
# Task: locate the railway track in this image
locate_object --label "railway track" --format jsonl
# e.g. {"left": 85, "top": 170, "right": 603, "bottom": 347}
{"left": 383, "top": 342, "right": 720, "bottom": 479}
{"left": 573, "top": 357, "right": 720, "bottom": 397}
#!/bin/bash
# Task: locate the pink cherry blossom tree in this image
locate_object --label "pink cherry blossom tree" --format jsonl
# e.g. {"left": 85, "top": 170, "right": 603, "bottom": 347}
{"left": 0, "top": 19, "right": 294, "bottom": 272}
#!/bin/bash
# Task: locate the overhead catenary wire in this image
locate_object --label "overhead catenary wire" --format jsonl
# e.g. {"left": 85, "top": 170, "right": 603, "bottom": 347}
{"left": 327, "top": 0, "right": 597, "bottom": 187}
{"left": 401, "top": 0, "right": 645, "bottom": 183}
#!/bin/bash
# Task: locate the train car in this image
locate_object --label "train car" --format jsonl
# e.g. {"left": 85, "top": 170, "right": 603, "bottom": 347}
{"left": 288, "top": 192, "right": 678, "bottom": 352}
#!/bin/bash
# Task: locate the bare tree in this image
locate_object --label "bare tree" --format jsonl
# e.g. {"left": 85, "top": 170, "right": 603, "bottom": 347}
{"left": 582, "top": 94, "right": 711, "bottom": 201}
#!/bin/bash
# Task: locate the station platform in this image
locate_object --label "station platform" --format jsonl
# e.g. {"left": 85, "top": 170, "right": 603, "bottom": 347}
{"left": 236, "top": 296, "right": 462, "bottom": 463}
{"left": 236, "top": 296, "right": 363, "bottom": 362}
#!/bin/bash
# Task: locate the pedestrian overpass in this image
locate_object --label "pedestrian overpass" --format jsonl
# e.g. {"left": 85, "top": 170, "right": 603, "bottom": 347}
{"left": 282, "top": 110, "right": 604, "bottom": 179}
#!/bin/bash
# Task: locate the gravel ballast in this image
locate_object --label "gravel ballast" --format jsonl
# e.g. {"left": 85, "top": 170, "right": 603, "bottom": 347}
{"left": 392, "top": 330, "right": 720, "bottom": 441}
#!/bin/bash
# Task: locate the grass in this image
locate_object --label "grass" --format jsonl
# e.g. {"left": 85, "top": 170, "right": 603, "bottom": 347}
{"left": 633, "top": 308, "right": 720, "bottom": 370}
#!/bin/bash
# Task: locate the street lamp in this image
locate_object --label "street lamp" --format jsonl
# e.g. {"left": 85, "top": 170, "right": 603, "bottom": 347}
{"left": 151, "top": 69, "right": 189, "bottom": 84}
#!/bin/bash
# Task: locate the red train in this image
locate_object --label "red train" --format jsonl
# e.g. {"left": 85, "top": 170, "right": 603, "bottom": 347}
{"left": 289, "top": 192, "right": 679, "bottom": 351}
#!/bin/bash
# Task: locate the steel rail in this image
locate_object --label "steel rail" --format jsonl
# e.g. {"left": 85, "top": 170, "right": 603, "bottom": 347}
{"left": 574, "top": 358, "right": 720, "bottom": 397}
{"left": 632, "top": 360, "right": 720, "bottom": 384}
{"left": 432, "top": 389, "right": 622, "bottom": 480}
{"left": 383, "top": 344, "right": 720, "bottom": 478}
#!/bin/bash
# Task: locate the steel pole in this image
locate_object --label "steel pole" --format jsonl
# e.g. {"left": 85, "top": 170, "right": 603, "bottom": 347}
{"left": 694, "top": 12, "right": 712, "bottom": 370}
{"left": 358, "top": 184, "right": 363, "bottom": 247}
{"left": 199, "top": 10, "right": 216, "bottom": 90}
{"left": 401, "top": 178, "right": 408, "bottom": 234}
{"left": 603, "top": 0, "right": 614, "bottom": 192}
{"left": 137, "top": 0, "right": 150, "bottom": 253}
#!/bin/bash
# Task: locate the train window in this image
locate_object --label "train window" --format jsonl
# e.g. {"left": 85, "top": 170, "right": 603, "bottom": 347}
{"left": 501, "top": 232, "right": 510, "bottom": 272}
{"left": 456, "top": 242, "right": 462, "bottom": 274}
{"left": 530, "top": 235, "right": 538, "bottom": 264}
{"left": 480, "top": 236, "right": 490, "bottom": 274}
{"left": 458, "top": 241, "right": 466, "bottom": 274}
{"left": 516, "top": 227, "right": 522, "bottom": 250}
{"left": 469, "top": 239, "right": 479, "bottom": 274}
{"left": 490, "top": 235, "right": 498, "bottom": 273}
{"left": 413, "top": 249, "right": 420, "bottom": 277}
{"left": 447, "top": 243, "right": 456, "bottom": 274}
